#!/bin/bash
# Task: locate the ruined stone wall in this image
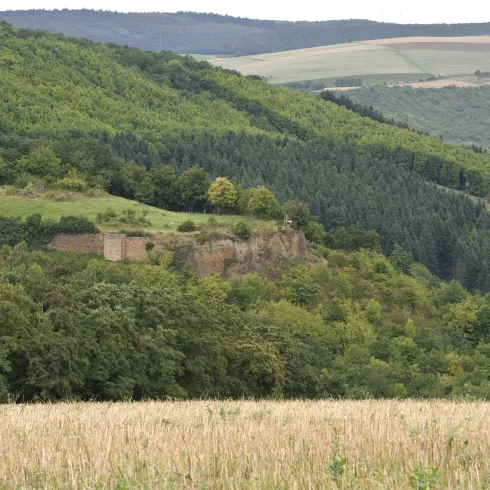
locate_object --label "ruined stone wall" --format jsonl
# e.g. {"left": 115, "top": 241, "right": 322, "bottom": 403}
{"left": 103, "top": 234, "right": 124, "bottom": 261}
{"left": 48, "top": 229, "right": 305, "bottom": 272}
{"left": 49, "top": 233, "right": 148, "bottom": 261}
{"left": 192, "top": 230, "right": 306, "bottom": 277}
{"left": 123, "top": 237, "right": 149, "bottom": 261}
{"left": 48, "top": 233, "right": 104, "bottom": 255}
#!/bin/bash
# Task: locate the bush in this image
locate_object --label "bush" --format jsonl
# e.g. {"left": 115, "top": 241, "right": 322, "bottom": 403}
{"left": 58, "top": 216, "right": 99, "bottom": 234}
{"left": 177, "top": 219, "right": 197, "bottom": 232}
{"left": 96, "top": 207, "right": 118, "bottom": 223}
{"left": 118, "top": 229, "right": 152, "bottom": 237}
{"left": 3, "top": 185, "right": 17, "bottom": 195}
{"left": 21, "top": 182, "right": 36, "bottom": 196}
{"left": 55, "top": 171, "right": 88, "bottom": 192}
{"left": 232, "top": 221, "right": 252, "bottom": 241}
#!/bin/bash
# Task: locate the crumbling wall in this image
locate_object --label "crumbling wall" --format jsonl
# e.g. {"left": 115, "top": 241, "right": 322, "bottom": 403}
{"left": 103, "top": 234, "right": 124, "bottom": 261}
{"left": 48, "top": 229, "right": 306, "bottom": 272}
{"left": 192, "top": 230, "right": 306, "bottom": 277}
{"left": 192, "top": 240, "right": 236, "bottom": 276}
{"left": 49, "top": 233, "right": 149, "bottom": 261}
{"left": 48, "top": 234, "right": 104, "bottom": 255}
{"left": 123, "top": 237, "right": 149, "bottom": 261}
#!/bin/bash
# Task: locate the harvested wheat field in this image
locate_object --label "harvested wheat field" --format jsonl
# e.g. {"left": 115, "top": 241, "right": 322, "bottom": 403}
{"left": 1, "top": 400, "right": 489, "bottom": 489}
{"left": 212, "top": 35, "right": 490, "bottom": 86}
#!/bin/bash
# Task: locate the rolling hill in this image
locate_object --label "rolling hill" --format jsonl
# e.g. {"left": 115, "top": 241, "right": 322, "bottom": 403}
{"left": 1, "top": 10, "right": 490, "bottom": 55}
{"left": 211, "top": 36, "right": 490, "bottom": 87}
{"left": 0, "top": 191, "right": 271, "bottom": 233}
{"left": 341, "top": 85, "right": 490, "bottom": 149}
{"left": 3, "top": 22, "right": 490, "bottom": 290}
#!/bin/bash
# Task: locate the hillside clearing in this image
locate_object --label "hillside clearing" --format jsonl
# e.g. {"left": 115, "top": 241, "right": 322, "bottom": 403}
{"left": 0, "top": 400, "right": 488, "bottom": 489}
{"left": 212, "top": 36, "right": 490, "bottom": 86}
{"left": 0, "top": 192, "right": 273, "bottom": 232}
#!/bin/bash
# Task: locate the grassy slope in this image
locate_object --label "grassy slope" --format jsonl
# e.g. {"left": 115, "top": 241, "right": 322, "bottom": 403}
{"left": 343, "top": 85, "right": 490, "bottom": 149}
{"left": 211, "top": 38, "right": 490, "bottom": 86}
{"left": 0, "top": 192, "right": 273, "bottom": 232}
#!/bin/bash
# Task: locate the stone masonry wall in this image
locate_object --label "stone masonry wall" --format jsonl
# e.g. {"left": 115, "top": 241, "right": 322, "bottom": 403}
{"left": 48, "top": 229, "right": 306, "bottom": 273}
{"left": 192, "top": 229, "right": 306, "bottom": 277}
{"left": 48, "top": 234, "right": 104, "bottom": 255}
{"left": 49, "top": 233, "right": 149, "bottom": 262}
{"left": 123, "top": 237, "right": 150, "bottom": 261}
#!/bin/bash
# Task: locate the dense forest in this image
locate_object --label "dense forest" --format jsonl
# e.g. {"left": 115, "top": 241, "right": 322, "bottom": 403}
{"left": 1, "top": 22, "right": 490, "bottom": 402}
{"left": 1, "top": 10, "right": 490, "bottom": 54}
{"left": 1, "top": 237, "right": 490, "bottom": 401}
{"left": 3, "top": 23, "right": 490, "bottom": 290}
{"left": 343, "top": 85, "right": 490, "bottom": 150}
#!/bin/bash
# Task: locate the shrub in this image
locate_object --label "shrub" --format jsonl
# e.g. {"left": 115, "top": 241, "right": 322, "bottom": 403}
{"left": 325, "top": 226, "right": 381, "bottom": 252}
{"left": 232, "top": 221, "right": 252, "bottom": 241}
{"left": 58, "top": 216, "right": 99, "bottom": 234}
{"left": 21, "top": 182, "right": 36, "bottom": 196}
{"left": 177, "top": 219, "right": 197, "bottom": 232}
{"left": 96, "top": 207, "right": 118, "bottom": 223}
{"left": 118, "top": 229, "right": 152, "bottom": 237}
{"left": 3, "top": 185, "right": 17, "bottom": 195}
{"left": 55, "top": 171, "right": 88, "bottom": 192}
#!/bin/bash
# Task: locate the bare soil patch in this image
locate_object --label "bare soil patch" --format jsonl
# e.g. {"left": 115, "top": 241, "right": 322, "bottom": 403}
{"left": 366, "top": 35, "right": 490, "bottom": 45}
{"left": 385, "top": 42, "right": 490, "bottom": 51}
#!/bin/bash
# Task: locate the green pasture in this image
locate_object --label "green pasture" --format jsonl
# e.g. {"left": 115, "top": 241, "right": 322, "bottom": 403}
{"left": 0, "top": 192, "right": 274, "bottom": 232}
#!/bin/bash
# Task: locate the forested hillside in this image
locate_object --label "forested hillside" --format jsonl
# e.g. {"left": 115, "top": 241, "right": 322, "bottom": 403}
{"left": 342, "top": 85, "right": 490, "bottom": 150}
{"left": 2, "top": 240, "right": 490, "bottom": 401}
{"left": 2, "top": 22, "right": 490, "bottom": 289}
{"left": 1, "top": 10, "right": 490, "bottom": 54}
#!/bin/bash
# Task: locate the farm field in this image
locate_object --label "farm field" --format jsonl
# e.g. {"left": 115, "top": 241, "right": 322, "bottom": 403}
{"left": 0, "top": 400, "right": 488, "bottom": 489}
{"left": 211, "top": 36, "right": 490, "bottom": 87}
{"left": 0, "top": 191, "right": 272, "bottom": 232}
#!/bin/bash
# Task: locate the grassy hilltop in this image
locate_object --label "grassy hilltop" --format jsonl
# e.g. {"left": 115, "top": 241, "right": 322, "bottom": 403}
{"left": 0, "top": 191, "right": 271, "bottom": 233}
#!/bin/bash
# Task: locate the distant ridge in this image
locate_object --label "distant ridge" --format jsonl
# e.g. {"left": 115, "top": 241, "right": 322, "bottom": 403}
{"left": 1, "top": 9, "right": 490, "bottom": 54}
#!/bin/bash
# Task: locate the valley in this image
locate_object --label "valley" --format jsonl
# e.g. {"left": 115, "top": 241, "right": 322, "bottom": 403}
{"left": 1, "top": 8, "right": 490, "bottom": 488}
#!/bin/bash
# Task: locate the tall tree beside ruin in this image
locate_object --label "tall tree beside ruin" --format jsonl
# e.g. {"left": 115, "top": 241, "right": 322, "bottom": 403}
{"left": 207, "top": 177, "right": 237, "bottom": 214}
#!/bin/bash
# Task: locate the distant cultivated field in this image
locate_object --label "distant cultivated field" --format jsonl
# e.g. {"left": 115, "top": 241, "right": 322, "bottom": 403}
{"left": 1, "top": 400, "right": 489, "bottom": 489}
{"left": 211, "top": 36, "right": 490, "bottom": 87}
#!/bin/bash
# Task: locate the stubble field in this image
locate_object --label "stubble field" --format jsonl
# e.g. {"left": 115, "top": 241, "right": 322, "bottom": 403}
{"left": 211, "top": 36, "right": 490, "bottom": 87}
{"left": 1, "top": 399, "right": 489, "bottom": 489}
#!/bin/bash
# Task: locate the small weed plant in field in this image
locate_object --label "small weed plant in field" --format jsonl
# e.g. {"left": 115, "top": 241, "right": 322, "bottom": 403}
{"left": 329, "top": 427, "right": 347, "bottom": 485}
{"left": 411, "top": 466, "right": 439, "bottom": 490}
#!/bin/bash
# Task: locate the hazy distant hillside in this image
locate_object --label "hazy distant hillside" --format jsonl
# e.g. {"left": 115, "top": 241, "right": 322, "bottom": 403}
{"left": 343, "top": 85, "right": 490, "bottom": 149}
{"left": 2, "top": 10, "right": 490, "bottom": 54}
